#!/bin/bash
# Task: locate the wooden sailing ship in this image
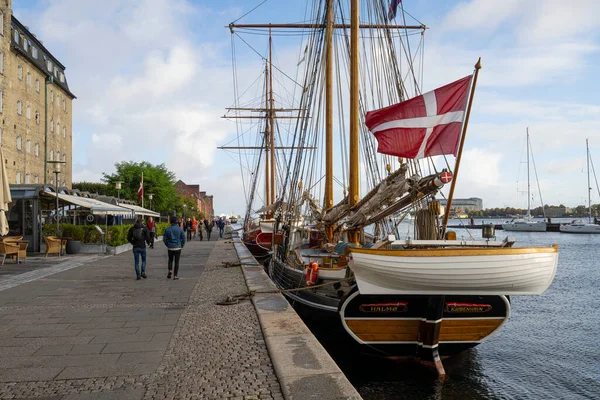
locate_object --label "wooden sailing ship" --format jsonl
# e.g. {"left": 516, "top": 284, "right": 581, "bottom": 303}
{"left": 225, "top": 0, "right": 559, "bottom": 376}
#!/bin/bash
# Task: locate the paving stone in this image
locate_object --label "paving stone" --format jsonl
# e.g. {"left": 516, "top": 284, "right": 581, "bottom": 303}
{"left": 34, "top": 344, "right": 74, "bottom": 356}
{"left": 69, "top": 343, "right": 107, "bottom": 355}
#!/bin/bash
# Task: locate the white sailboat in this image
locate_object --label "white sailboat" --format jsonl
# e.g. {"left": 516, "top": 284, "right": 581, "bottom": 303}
{"left": 503, "top": 128, "right": 547, "bottom": 232}
{"left": 560, "top": 139, "right": 600, "bottom": 234}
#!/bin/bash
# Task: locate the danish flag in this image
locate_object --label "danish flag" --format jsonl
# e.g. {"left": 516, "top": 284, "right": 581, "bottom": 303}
{"left": 365, "top": 75, "right": 472, "bottom": 159}
{"left": 441, "top": 171, "right": 453, "bottom": 183}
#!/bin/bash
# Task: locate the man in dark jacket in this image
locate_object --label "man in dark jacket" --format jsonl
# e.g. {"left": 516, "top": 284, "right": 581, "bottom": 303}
{"left": 217, "top": 217, "right": 225, "bottom": 238}
{"left": 163, "top": 217, "right": 186, "bottom": 280}
{"left": 127, "top": 216, "right": 151, "bottom": 280}
{"left": 204, "top": 218, "right": 212, "bottom": 241}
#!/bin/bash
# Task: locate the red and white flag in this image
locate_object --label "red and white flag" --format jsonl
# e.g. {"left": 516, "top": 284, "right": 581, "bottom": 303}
{"left": 138, "top": 173, "right": 143, "bottom": 203}
{"left": 365, "top": 75, "right": 472, "bottom": 159}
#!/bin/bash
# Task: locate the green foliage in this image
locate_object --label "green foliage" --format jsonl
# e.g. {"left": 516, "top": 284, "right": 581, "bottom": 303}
{"left": 61, "top": 225, "right": 85, "bottom": 241}
{"left": 156, "top": 222, "right": 170, "bottom": 236}
{"left": 107, "top": 225, "right": 131, "bottom": 247}
{"left": 42, "top": 224, "right": 58, "bottom": 237}
{"left": 102, "top": 161, "right": 179, "bottom": 214}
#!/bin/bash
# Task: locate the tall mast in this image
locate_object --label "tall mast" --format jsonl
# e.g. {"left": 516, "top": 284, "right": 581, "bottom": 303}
{"left": 324, "top": 0, "right": 334, "bottom": 241}
{"left": 527, "top": 127, "right": 531, "bottom": 218}
{"left": 264, "top": 61, "right": 271, "bottom": 207}
{"left": 269, "top": 27, "right": 275, "bottom": 205}
{"left": 588, "top": 138, "right": 592, "bottom": 222}
{"left": 348, "top": 0, "right": 360, "bottom": 243}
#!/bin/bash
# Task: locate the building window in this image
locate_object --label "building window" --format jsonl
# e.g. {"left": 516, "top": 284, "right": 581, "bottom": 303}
{"left": 25, "top": 173, "right": 30, "bottom": 184}
{"left": 0, "top": 89, "right": 2, "bottom": 113}
{"left": 23, "top": 38, "right": 28, "bottom": 52}
{"left": 35, "top": 78, "right": 40, "bottom": 92}
{"left": 26, "top": 104, "right": 31, "bottom": 119}
{"left": 56, "top": 93, "right": 60, "bottom": 105}
{"left": 50, "top": 119, "right": 54, "bottom": 132}
{"left": 50, "top": 149, "right": 53, "bottom": 161}
{"left": 63, "top": 126, "right": 66, "bottom": 138}
{"left": 34, "top": 142, "right": 39, "bottom": 156}
{"left": 63, "top": 99, "right": 66, "bottom": 111}
{"left": 59, "top": 72, "right": 65, "bottom": 83}
{"left": 0, "top": 11, "right": 3, "bottom": 37}
{"left": 57, "top": 151, "right": 60, "bottom": 162}
{"left": 32, "top": 46, "right": 38, "bottom": 58}
{"left": 13, "top": 29, "right": 18, "bottom": 43}
{"left": 0, "top": 51, "right": 3, "bottom": 74}
{"left": 50, "top": 89, "right": 53, "bottom": 102}
{"left": 62, "top": 154, "right": 66, "bottom": 162}
{"left": 26, "top": 71, "right": 31, "bottom": 86}
{"left": 17, "top": 64, "right": 22, "bottom": 80}
{"left": 16, "top": 135, "right": 22, "bottom": 150}
{"left": 49, "top": 178, "right": 53, "bottom": 185}
{"left": 16, "top": 171, "right": 21, "bottom": 184}
{"left": 46, "top": 60, "right": 52, "bottom": 72}
{"left": 35, "top": 110, "right": 40, "bottom": 124}
{"left": 57, "top": 121, "right": 60, "bottom": 134}
{"left": 26, "top": 140, "right": 30, "bottom": 153}
{"left": 0, "top": 128, "right": 2, "bottom": 143}
{"left": 54, "top": 67, "right": 59, "bottom": 78}
{"left": 34, "top": 175, "right": 39, "bottom": 184}
{"left": 17, "top": 100, "right": 22, "bottom": 115}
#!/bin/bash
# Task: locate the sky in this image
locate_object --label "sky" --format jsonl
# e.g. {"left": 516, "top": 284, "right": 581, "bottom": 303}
{"left": 12, "top": 0, "right": 600, "bottom": 215}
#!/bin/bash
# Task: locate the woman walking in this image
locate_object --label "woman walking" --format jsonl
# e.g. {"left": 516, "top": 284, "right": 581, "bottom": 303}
{"left": 147, "top": 217, "right": 156, "bottom": 249}
{"left": 163, "top": 217, "right": 186, "bottom": 280}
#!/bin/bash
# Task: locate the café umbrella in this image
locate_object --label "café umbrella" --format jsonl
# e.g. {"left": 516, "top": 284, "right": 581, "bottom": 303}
{"left": 0, "top": 146, "right": 11, "bottom": 235}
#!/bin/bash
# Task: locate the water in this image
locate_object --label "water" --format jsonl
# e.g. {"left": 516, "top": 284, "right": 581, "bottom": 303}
{"left": 311, "top": 219, "right": 600, "bottom": 399}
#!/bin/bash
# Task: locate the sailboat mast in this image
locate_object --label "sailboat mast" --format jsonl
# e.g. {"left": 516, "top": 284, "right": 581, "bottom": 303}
{"left": 527, "top": 128, "right": 531, "bottom": 218}
{"left": 264, "top": 61, "right": 271, "bottom": 208}
{"left": 588, "top": 138, "right": 592, "bottom": 222}
{"left": 269, "top": 27, "right": 276, "bottom": 205}
{"left": 324, "top": 0, "right": 334, "bottom": 241}
{"left": 348, "top": 0, "right": 360, "bottom": 243}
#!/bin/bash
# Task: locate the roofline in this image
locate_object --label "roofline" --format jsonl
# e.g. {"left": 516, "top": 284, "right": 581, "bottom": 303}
{"left": 12, "top": 16, "right": 65, "bottom": 69}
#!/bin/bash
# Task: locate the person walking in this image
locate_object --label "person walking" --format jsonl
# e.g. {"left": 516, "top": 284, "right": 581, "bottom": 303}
{"left": 217, "top": 217, "right": 225, "bottom": 238}
{"left": 127, "top": 216, "right": 151, "bottom": 280}
{"left": 147, "top": 216, "right": 156, "bottom": 249}
{"left": 204, "top": 218, "right": 212, "bottom": 241}
{"left": 197, "top": 218, "right": 204, "bottom": 241}
{"left": 192, "top": 217, "right": 198, "bottom": 240}
{"left": 163, "top": 217, "right": 186, "bottom": 280}
{"left": 185, "top": 217, "right": 193, "bottom": 242}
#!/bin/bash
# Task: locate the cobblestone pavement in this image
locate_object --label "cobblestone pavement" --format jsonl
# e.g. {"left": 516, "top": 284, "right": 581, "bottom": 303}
{"left": 0, "top": 234, "right": 283, "bottom": 399}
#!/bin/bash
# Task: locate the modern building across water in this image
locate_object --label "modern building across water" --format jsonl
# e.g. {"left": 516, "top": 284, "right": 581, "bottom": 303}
{"left": 439, "top": 197, "right": 483, "bottom": 212}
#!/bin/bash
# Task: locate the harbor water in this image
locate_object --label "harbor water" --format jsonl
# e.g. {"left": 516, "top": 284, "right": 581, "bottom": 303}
{"left": 301, "top": 218, "right": 600, "bottom": 399}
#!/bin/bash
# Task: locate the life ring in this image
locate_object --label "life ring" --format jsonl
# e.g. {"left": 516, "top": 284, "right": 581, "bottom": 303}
{"left": 305, "top": 261, "right": 319, "bottom": 286}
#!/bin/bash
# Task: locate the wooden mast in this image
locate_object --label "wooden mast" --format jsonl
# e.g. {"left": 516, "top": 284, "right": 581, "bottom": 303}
{"left": 348, "top": 0, "right": 360, "bottom": 244}
{"left": 324, "top": 0, "right": 334, "bottom": 241}
{"left": 269, "top": 27, "right": 276, "bottom": 206}
{"left": 264, "top": 60, "right": 271, "bottom": 208}
{"left": 441, "top": 58, "right": 482, "bottom": 235}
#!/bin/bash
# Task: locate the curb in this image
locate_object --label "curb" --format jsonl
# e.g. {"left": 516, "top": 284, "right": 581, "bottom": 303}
{"left": 232, "top": 236, "right": 362, "bottom": 400}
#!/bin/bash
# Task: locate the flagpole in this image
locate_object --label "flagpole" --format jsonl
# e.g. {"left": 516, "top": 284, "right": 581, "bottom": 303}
{"left": 441, "top": 58, "right": 482, "bottom": 237}
{"left": 141, "top": 171, "right": 144, "bottom": 209}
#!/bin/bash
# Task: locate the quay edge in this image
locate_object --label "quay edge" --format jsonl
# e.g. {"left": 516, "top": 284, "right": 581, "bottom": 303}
{"left": 233, "top": 235, "right": 362, "bottom": 400}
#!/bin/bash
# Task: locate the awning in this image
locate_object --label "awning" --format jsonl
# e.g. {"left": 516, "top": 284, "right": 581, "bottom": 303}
{"left": 117, "top": 203, "right": 160, "bottom": 218}
{"left": 43, "top": 192, "right": 132, "bottom": 215}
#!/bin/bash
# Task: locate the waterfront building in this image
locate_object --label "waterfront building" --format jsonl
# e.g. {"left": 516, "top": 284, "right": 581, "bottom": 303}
{"left": 0, "top": 1, "right": 75, "bottom": 187}
{"left": 439, "top": 197, "right": 483, "bottom": 212}
{"left": 174, "top": 180, "right": 214, "bottom": 219}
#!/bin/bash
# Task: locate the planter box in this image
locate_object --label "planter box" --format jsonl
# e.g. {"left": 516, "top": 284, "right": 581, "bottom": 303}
{"left": 80, "top": 244, "right": 105, "bottom": 254}
{"left": 106, "top": 243, "right": 133, "bottom": 255}
{"left": 66, "top": 240, "right": 82, "bottom": 254}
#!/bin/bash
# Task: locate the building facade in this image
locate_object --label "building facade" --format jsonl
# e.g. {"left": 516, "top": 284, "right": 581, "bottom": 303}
{"left": 439, "top": 197, "right": 483, "bottom": 212}
{"left": 0, "top": 1, "right": 75, "bottom": 187}
{"left": 174, "top": 180, "right": 214, "bottom": 219}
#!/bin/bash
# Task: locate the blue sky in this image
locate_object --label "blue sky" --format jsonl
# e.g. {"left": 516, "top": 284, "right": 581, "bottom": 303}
{"left": 12, "top": 0, "right": 600, "bottom": 215}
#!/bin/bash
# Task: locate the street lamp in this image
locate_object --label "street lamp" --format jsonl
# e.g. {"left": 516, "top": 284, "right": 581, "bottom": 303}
{"left": 47, "top": 160, "right": 66, "bottom": 236}
{"left": 148, "top": 193, "right": 154, "bottom": 210}
{"left": 183, "top": 203, "right": 187, "bottom": 219}
{"left": 115, "top": 181, "right": 123, "bottom": 203}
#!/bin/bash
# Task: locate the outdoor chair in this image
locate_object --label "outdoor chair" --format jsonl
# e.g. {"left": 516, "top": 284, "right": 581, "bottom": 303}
{"left": 44, "top": 236, "right": 64, "bottom": 257}
{"left": 0, "top": 241, "right": 19, "bottom": 265}
{"left": 4, "top": 238, "right": 28, "bottom": 263}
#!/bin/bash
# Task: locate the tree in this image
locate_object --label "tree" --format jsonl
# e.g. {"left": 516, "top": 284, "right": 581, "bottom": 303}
{"left": 72, "top": 182, "right": 115, "bottom": 196}
{"left": 102, "top": 161, "right": 179, "bottom": 214}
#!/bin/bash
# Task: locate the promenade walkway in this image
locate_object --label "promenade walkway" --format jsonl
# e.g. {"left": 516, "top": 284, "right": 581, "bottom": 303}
{"left": 0, "top": 233, "right": 283, "bottom": 399}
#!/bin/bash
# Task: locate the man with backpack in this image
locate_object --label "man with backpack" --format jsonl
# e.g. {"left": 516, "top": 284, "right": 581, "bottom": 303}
{"left": 127, "top": 216, "right": 151, "bottom": 280}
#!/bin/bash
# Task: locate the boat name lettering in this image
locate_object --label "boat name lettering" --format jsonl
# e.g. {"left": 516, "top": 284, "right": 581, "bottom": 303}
{"left": 359, "top": 302, "right": 408, "bottom": 313}
{"left": 445, "top": 302, "right": 492, "bottom": 313}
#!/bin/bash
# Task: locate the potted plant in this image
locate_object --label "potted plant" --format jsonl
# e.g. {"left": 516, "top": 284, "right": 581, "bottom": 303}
{"left": 63, "top": 225, "right": 84, "bottom": 254}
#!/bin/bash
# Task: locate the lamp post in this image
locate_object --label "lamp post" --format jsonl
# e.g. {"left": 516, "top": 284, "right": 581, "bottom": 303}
{"left": 115, "top": 181, "right": 123, "bottom": 203}
{"left": 47, "top": 160, "right": 66, "bottom": 236}
{"left": 183, "top": 204, "right": 187, "bottom": 219}
{"left": 148, "top": 193, "right": 154, "bottom": 210}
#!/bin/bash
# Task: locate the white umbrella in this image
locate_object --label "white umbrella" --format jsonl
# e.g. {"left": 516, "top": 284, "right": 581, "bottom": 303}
{"left": 0, "top": 146, "right": 12, "bottom": 235}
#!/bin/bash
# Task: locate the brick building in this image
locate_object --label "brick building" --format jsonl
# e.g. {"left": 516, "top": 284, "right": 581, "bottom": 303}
{"left": 174, "top": 180, "right": 214, "bottom": 219}
{"left": 0, "top": 1, "right": 75, "bottom": 187}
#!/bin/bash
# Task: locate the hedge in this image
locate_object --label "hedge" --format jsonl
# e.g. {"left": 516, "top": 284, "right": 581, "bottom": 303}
{"left": 42, "top": 221, "right": 172, "bottom": 247}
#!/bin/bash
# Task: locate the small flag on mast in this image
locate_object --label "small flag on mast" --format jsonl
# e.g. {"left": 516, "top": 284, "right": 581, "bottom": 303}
{"left": 365, "top": 75, "right": 472, "bottom": 159}
{"left": 388, "top": 0, "right": 402, "bottom": 21}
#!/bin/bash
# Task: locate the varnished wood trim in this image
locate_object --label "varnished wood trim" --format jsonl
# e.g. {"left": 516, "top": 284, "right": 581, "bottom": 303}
{"left": 346, "top": 320, "right": 420, "bottom": 342}
{"left": 439, "top": 318, "right": 503, "bottom": 342}
{"left": 350, "top": 245, "right": 558, "bottom": 257}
